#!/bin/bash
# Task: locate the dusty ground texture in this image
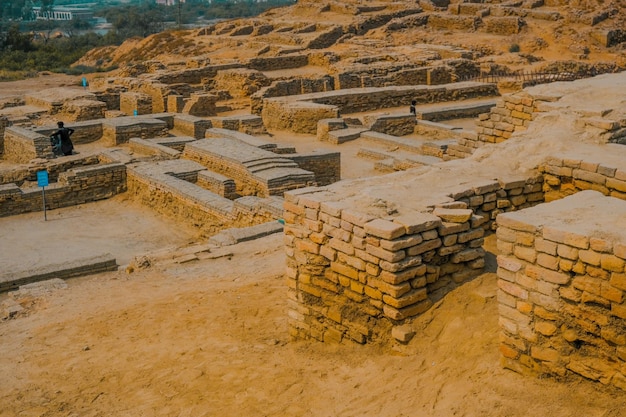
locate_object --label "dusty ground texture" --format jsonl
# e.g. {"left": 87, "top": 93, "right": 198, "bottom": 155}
{"left": 0, "top": 205, "right": 625, "bottom": 417}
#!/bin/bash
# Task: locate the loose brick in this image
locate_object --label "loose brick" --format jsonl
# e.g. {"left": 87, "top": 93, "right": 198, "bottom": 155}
{"left": 432, "top": 207, "right": 473, "bottom": 223}
{"left": 393, "top": 212, "right": 442, "bottom": 234}
{"left": 364, "top": 218, "right": 406, "bottom": 240}
{"left": 383, "top": 288, "right": 428, "bottom": 309}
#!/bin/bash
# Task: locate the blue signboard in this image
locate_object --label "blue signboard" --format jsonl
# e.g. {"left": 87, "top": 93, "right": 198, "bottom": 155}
{"left": 82, "top": 77, "right": 87, "bottom": 88}
{"left": 37, "top": 170, "right": 49, "bottom": 187}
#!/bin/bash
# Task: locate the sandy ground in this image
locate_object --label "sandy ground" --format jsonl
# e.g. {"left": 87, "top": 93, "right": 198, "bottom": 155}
{"left": 1, "top": 201, "right": 625, "bottom": 417}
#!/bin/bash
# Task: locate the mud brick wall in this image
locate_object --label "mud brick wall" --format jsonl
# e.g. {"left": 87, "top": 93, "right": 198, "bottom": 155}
{"left": 174, "top": 115, "right": 213, "bottom": 139}
{"left": 129, "top": 138, "right": 181, "bottom": 159}
{"left": 101, "top": 119, "right": 168, "bottom": 146}
{"left": 448, "top": 3, "right": 489, "bottom": 16}
{"left": 482, "top": 16, "right": 523, "bottom": 35}
{"left": 0, "top": 154, "right": 100, "bottom": 186}
{"left": 285, "top": 174, "right": 546, "bottom": 344}
{"left": 262, "top": 82, "right": 499, "bottom": 134}
{"left": 496, "top": 190, "right": 626, "bottom": 391}
{"left": 210, "top": 115, "right": 266, "bottom": 136}
{"left": 215, "top": 68, "right": 272, "bottom": 99}
{"left": 197, "top": 170, "right": 238, "bottom": 200}
{"left": 3, "top": 127, "right": 53, "bottom": 163}
{"left": 246, "top": 55, "right": 309, "bottom": 71}
{"left": 125, "top": 169, "right": 236, "bottom": 236}
{"left": 0, "top": 163, "right": 126, "bottom": 217}
{"left": 152, "top": 63, "right": 240, "bottom": 85}
{"left": 120, "top": 92, "right": 152, "bottom": 116}
{"left": 168, "top": 95, "right": 185, "bottom": 113}
{"left": 181, "top": 144, "right": 270, "bottom": 197}
{"left": 35, "top": 120, "right": 103, "bottom": 145}
{"left": 287, "top": 151, "right": 341, "bottom": 186}
{"left": 60, "top": 99, "right": 107, "bottom": 122}
{"left": 262, "top": 100, "right": 339, "bottom": 135}
{"left": 427, "top": 13, "right": 480, "bottom": 31}
{"left": 364, "top": 113, "right": 416, "bottom": 136}
{"left": 539, "top": 156, "right": 626, "bottom": 202}
{"left": 284, "top": 193, "right": 487, "bottom": 344}
{"left": 250, "top": 77, "right": 334, "bottom": 115}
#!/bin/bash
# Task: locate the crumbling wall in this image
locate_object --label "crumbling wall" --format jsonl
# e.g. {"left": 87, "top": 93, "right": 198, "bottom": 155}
{"left": 285, "top": 174, "right": 544, "bottom": 344}
{"left": 286, "top": 151, "right": 341, "bottom": 186}
{"left": 0, "top": 163, "right": 126, "bottom": 216}
{"left": 540, "top": 155, "right": 626, "bottom": 202}
{"left": 496, "top": 190, "right": 626, "bottom": 391}
{"left": 3, "top": 127, "right": 53, "bottom": 163}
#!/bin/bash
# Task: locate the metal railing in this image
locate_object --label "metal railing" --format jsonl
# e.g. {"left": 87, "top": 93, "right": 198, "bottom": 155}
{"left": 459, "top": 69, "right": 600, "bottom": 85}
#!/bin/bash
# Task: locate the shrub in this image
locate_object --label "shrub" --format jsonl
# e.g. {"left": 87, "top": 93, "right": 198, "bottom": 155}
{"left": 509, "top": 43, "right": 520, "bottom": 53}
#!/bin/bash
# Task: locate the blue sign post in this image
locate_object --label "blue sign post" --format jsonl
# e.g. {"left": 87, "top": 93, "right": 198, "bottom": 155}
{"left": 37, "top": 170, "right": 49, "bottom": 221}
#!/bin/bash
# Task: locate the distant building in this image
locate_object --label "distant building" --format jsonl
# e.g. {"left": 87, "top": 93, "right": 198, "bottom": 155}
{"left": 156, "top": 0, "right": 186, "bottom": 5}
{"left": 32, "top": 6, "right": 94, "bottom": 21}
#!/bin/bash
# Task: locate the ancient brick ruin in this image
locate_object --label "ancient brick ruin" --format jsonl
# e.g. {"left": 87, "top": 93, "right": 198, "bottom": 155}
{"left": 2, "top": 0, "right": 626, "bottom": 394}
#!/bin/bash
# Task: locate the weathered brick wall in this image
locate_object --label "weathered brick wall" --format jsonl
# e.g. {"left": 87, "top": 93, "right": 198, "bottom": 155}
{"left": 151, "top": 63, "right": 240, "bottom": 85}
{"left": 174, "top": 114, "right": 213, "bottom": 139}
{"left": 0, "top": 154, "right": 100, "bottom": 186}
{"left": 540, "top": 155, "right": 626, "bottom": 202}
{"left": 482, "top": 16, "right": 524, "bottom": 35}
{"left": 0, "top": 163, "right": 126, "bottom": 217}
{"left": 427, "top": 13, "right": 480, "bottom": 31}
{"left": 125, "top": 168, "right": 234, "bottom": 236}
{"left": 364, "top": 113, "right": 416, "bottom": 136}
{"left": 210, "top": 115, "right": 266, "bottom": 136}
{"left": 246, "top": 55, "right": 309, "bottom": 71}
{"left": 101, "top": 118, "right": 168, "bottom": 146}
{"left": 197, "top": 170, "right": 238, "bottom": 200}
{"left": 215, "top": 69, "right": 271, "bottom": 98}
{"left": 286, "top": 151, "right": 341, "bottom": 186}
{"left": 262, "top": 100, "right": 339, "bottom": 134}
{"left": 454, "top": 90, "right": 626, "bottom": 160}
{"left": 35, "top": 120, "right": 103, "bottom": 145}
{"left": 120, "top": 92, "right": 152, "bottom": 116}
{"left": 262, "top": 82, "right": 499, "bottom": 134}
{"left": 3, "top": 127, "right": 53, "bottom": 163}
{"left": 285, "top": 174, "right": 545, "bottom": 344}
{"left": 125, "top": 163, "right": 278, "bottom": 236}
{"left": 251, "top": 77, "right": 334, "bottom": 115}
{"left": 496, "top": 190, "right": 626, "bottom": 391}
{"left": 182, "top": 143, "right": 271, "bottom": 197}
{"left": 182, "top": 94, "right": 218, "bottom": 117}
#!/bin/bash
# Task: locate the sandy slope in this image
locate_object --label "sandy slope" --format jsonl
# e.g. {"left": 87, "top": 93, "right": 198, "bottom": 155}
{"left": 1, "top": 222, "right": 624, "bottom": 416}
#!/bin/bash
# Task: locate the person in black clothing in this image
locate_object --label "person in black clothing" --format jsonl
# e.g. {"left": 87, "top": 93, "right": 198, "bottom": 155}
{"left": 52, "top": 121, "right": 75, "bottom": 156}
{"left": 409, "top": 100, "right": 417, "bottom": 116}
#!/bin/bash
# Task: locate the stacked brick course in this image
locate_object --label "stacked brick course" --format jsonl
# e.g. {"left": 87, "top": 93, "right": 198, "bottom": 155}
{"left": 496, "top": 190, "right": 626, "bottom": 391}
{"left": 285, "top": 173, "right": 545, "bottom": 344}
{"left": 0, "top": 163, "right": 126, "bottom": 216}
{"left": 540, "top": 154, "right": 626, "bottom": 202}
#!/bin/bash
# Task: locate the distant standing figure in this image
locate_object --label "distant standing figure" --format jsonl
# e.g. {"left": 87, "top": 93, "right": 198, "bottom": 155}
{"left": 53, "top": 121, "right": 75, "bottom": 156}
{"left": 409, "top": 100, "right": 417, "bottom": 116}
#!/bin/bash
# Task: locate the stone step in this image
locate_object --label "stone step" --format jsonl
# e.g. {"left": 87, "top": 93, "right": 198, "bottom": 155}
{"left": 327, "top": 127, "right": 367, "bottom": 144}
{"left": 0, "top": 254, "right": 118, "bottom": 293}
